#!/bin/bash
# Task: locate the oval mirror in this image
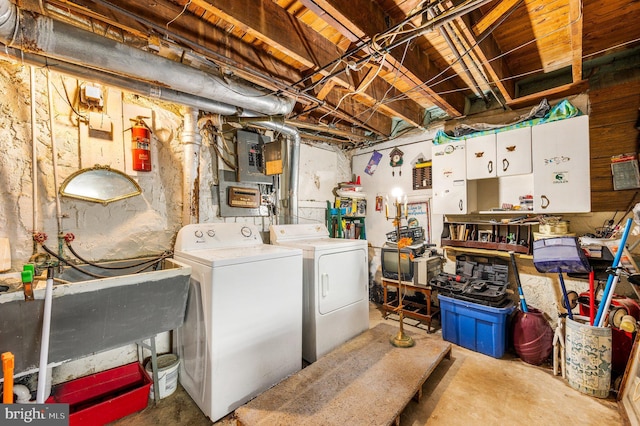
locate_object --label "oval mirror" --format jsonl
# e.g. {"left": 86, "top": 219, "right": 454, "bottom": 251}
{"left": 59, "top": 165, "right": 142, "bottom": 205}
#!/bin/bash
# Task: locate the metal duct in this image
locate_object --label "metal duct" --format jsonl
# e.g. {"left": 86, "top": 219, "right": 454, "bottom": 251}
{"left": 0, "top": 47, "right": 241, "bottom": 116}
{"left": 249, "top": 121, "right": 300, "bottom": 225}
{"left": 0, "top": 0, "right": 294, "bottom": 116}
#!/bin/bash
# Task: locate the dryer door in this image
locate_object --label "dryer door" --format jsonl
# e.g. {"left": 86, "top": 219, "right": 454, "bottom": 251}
{"left": 318, "top": 248, "right": 367, "bottom": 315}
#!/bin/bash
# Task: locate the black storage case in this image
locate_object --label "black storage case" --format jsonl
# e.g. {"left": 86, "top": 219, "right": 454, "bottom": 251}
{"left": 430, "top": 254, "right": 511, "bottom": 307}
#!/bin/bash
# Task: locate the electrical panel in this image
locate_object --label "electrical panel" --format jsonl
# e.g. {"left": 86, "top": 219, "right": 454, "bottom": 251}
{"left": 217, "top": 171, "right": 270, "bottom": 217}
{"left": 236, "top": 130, "right": 273, "bottom": 184}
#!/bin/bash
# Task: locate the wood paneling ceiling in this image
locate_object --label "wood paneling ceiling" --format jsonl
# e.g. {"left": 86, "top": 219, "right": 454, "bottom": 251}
{"left": 36, "top": 0, "right": 640, "bottom": 144}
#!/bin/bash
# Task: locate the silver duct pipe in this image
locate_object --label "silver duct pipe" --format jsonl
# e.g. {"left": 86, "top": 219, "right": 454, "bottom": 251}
{"left": 181, "top": 108, "right": 201, "bottom": 225}
{"left": 0, "top": 47, "right": 241, "bottom": 116}
{"left": 248, "top": 121, "right": 300, "bottom": 225}
{"left": 0, "top": 0, "right": 294, "bottom": 116}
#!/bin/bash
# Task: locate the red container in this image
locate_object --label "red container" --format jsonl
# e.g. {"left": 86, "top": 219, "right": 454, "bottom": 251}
{"left": 46, "top": 362, "right": 151, "bottom": 426}
{"left": 512, "top": 308, "right": 554, "bottom": 365}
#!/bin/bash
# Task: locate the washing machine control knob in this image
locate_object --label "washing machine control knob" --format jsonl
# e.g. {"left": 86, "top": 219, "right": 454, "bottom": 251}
{"left": 194, "top": 230, "right": 203, "bottom": 238}
{"left": 241, "top": 226, "right": 252, "bottom": 238}
{"left": 207, "top": 230, "right": 216, "bottom": 238}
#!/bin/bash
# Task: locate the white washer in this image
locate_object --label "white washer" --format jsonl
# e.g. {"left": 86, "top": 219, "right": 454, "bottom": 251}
{"left": 174, "top": 223, "right": 302, "bottom": 422}
{"left": 270, "top": 223, "right": 369, "bottom": 363}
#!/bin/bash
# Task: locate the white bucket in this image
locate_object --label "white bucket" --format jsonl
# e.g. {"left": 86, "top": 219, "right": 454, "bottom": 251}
{"left": 145, "top": 354, "right": 180, "bottom": 400}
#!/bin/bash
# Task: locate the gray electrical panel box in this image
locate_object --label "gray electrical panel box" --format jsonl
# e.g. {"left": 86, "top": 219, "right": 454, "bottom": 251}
{"left": 236, "top": 130, "right": 273, "bottom": 184}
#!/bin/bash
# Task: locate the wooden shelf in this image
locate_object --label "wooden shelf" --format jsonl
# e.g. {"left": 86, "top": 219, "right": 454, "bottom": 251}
{"left": 443, "top": 245, "right": 534, "bottom": 260}
{"left": 442, "top": 219, "right": 537, "bottom": 255}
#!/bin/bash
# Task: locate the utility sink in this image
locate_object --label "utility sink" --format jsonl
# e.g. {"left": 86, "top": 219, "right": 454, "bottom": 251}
{"left": 0, "top": 258, "right": 191, "bottom": 375}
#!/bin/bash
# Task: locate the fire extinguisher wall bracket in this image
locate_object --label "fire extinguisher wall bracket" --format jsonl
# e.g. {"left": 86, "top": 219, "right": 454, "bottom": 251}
{"left": 130, "top": 116, "right": 152, "bottom": 172}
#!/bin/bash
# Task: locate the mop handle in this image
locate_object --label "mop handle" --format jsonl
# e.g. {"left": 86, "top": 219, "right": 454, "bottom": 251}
{"left": 557, "top": 272, "right": 573, "bottom": 320}
{"left": 2, "top": 352, "right": 14, "bottom": 404}
{"left": 594, "top": 217, "right": 633, "bottom": 327}
{"left": 36, "top": 267, "right": 54, "bottom": 403}
{"left": 509, "top": 252, "right": 528, "bottom": 312}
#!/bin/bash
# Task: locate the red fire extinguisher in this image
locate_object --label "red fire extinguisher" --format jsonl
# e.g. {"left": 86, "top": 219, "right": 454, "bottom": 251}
{"left": 130, "top": 116, "right": 152, "bottom": 172}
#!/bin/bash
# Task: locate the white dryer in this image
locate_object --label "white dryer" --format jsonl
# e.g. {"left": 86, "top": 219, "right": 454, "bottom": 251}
{"left": 270, "top": 223, "right": 369, "bottom": 363}
{"left": 174, "top": 223, "right": 303, "bottom": 422}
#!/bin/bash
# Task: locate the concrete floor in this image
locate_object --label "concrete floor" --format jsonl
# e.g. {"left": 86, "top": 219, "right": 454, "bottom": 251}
{"left": 110, "top": 303, "right": 624, "bottom": 425}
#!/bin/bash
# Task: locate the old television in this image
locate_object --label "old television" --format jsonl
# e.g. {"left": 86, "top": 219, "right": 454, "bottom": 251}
{"left": 381, "top": 247, "right": 442, "bottom": 285}
{"left": 381, "top": 246, "right": 414, "bottom": 282}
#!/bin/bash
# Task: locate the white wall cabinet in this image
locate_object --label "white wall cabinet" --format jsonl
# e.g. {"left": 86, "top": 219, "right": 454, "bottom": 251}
{"left": 432, "top": 140, "right": 477, "bottom": 214}
{"left": 466, "top": 127, "right": 532, "bottom": 180}
{"left": 531, "top": 115, "right": 590, "bottom": 213}
{"left": 465, "top": 133, "right": 497, "bottom": 179}
{"left": 497, "top": 127, "right": 532, "bottom": 176}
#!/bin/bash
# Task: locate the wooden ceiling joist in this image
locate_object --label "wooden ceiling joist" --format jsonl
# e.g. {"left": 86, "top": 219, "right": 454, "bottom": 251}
{"left": 298, "top": 0, "right": 467, "bottom": 117}
{"left": 192, "top": 0, "right": 425, "bottom": 127}
{"left": 569, "top": 0, "right": 583, "bottom": 82}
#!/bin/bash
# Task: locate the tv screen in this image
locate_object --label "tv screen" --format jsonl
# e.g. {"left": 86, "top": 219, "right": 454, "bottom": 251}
{"left": 381, "top": 247, "right": 414, "bottom": 281}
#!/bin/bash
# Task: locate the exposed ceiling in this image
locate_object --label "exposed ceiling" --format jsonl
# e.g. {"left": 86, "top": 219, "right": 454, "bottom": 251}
{"left": 13, "top": 0, "right": 640, "bottom": 145}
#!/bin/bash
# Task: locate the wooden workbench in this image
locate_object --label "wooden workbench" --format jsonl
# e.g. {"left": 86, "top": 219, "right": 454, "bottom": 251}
{"left": 234, "top": 322, "right": 452, "bottom": 426}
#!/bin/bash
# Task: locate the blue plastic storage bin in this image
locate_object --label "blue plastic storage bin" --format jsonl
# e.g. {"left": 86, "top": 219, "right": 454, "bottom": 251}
{"left": 438, "top": 295, "right": 515, "bottom": 358}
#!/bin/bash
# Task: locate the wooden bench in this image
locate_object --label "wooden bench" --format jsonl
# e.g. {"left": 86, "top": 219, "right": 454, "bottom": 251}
{"left": 235, "top": 322, "right": 452, "bottom": 426}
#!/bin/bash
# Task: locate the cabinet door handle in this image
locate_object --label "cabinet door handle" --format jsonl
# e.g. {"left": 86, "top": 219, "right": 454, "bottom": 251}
{"left": 488, "top": 160, "right": 493, "bottom": 174}
{"left": 502, "top": 158, "right": 509, "bottom": 172}
{"left": 459, "top": 199, "right": 463, "bottom": 211}
{"left": 322, "top": 273, "right": 329, "bottom": 297}
{"left": 540, "top": 195, "right": 550, "bottom": 209}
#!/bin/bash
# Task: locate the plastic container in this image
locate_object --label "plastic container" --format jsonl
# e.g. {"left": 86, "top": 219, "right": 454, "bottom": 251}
{"left": 565, "top": 316, "right": 612, "bottom": 398}
{"left": 145, "top": 354, "right": 180, "bottom": 400}
{"left": 512, "top": 308, "right": 553, "bottom": 365}
{"left": 46, "top": 362, "right": 151, "bottom": 426}
{"left": 438, "top": 295, "right": 515, "bottom": 358}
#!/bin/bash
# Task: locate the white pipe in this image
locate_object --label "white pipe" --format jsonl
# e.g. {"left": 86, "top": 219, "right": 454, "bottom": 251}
{"left": 36, "top": 269, "right": 54, "bottom": 403}
{"left": 181, "top": 108, "right": 201, "bottom": 225}
{"left": 46, "top": 70, "right": 62, "bottom": 232}
{"left": 0, "top": 2, "right": 294, "bottom": 116}
{"left": 30, "top": 65, "right": 38, "bottom": 249}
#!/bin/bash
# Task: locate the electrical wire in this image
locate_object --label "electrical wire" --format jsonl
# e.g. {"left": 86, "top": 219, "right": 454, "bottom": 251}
{"left": 372, "top": 0, "right": 526, "bottom": 107}
{"left": 166, "top": 0, "right": 192, "bottom": 29}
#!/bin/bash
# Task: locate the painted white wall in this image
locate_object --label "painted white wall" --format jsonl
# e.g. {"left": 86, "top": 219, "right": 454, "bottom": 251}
{"left": 351, "top": 128, "right": 444, "bottom": 278}
{"left": 297, "top": 142, "right": 351, "bottom": 225}
{"left": 0, "top": 62, "right": 346, "bottom": 387}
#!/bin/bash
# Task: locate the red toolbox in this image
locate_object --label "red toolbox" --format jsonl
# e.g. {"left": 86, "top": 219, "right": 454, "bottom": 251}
{"left": 46, "top": 362, "right": 151, "bottom": 426}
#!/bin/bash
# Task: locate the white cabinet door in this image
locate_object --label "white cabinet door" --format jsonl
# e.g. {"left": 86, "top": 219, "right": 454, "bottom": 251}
{"left": 432, "top": 140, "right": 476, "bottom": 214}
{"left": 465, "top": 133, "right": 497, "bottom": 179}
{"left": 532, "top": 115, "right": 590, "bottom": 213}
{"left": 497, "top": 127, "right": 532, "bottom": 176}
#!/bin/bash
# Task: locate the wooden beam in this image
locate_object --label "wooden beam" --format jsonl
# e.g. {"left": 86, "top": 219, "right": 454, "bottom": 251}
{"left": 472, "top": 0, "right": 523, "bottom": 36}
{"left": 315, "top": 80, "right": 337, "bottom": 100}
{"left": 506, "top": 80, "right": 589, "bottom": 109}
{"left": 569, "top": 0, "right": 583, "bottom": 82}
{"left": 457, "top": 16, "right": 515, "bottom": 102}
{"left": 300, "top": 0, "right": 467, "bottom": 117}
{"left": 192, "top": 0, "right": 426, "bottom": 126}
